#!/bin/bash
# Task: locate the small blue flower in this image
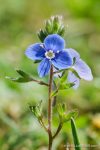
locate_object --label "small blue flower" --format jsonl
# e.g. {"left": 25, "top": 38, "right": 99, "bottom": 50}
{"left": 66, "top": 48, "right": 93, "bottom": 89}
{"left": 25, "top": 34, "right": 72, "bottom": 77}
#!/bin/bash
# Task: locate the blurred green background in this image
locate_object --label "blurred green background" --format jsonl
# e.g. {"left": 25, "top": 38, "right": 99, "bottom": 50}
{"left": 0, "top": 0, "right": 100, "bottom": 150}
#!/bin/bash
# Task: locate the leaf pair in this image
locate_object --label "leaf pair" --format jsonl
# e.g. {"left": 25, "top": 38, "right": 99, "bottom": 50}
{"left": 57, "top": 104, "right": 78, "bottom": 123}
{"left": 51, "top": 82, "right": 74, "bottom": 98}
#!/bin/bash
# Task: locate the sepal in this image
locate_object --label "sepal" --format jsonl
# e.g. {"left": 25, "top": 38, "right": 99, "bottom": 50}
{"left": 37, "top": 29, "right": 47, "bottom": 42}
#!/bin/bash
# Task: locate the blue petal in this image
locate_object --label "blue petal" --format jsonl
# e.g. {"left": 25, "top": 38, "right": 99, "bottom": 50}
{"left": 65, "top": 48, "right": 80, "bottom": 62}
{"left": 25, "top": 43, "right": 45, "bottom": 60}
{"left": 38, "top": 58, "right": 51, "bottom": 77}
{"left": 67, "top": 71, "right": 80, "bottom": 89}
{"left": 44, "top": 34, "right": 65, "bottom": 52}
{"left": 52, "top": 50, "right": 72, "bottom": 69}
{"left": 72, "top": 59, "right": 93, "bottom": 81}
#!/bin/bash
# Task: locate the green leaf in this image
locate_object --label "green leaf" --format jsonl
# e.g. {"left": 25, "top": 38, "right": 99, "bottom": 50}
{"left": 58, "top": 71, "right": 75, "bottom": 90}
{"left": 6, "top": 70, "right": 33, "bottom": 83}
{"left": 57, "top": 103, "right": 66, "bottom": 117}
{"left": 57, "top": 105, "right": 78, "bottom": 123}
{"left": 6, "top": 70, "right": 48, "bottom": 86}
{"left": 62, "top": 103, "right": 66, "bottom": 112}
{"left": 59, "top": 82, "right": 75, "bottom": 90}
{"left": 16, "top": 70, "right": 30, "bottom": 78}
{"left": 51, "top": 90, "right": 58, "bottom": 98}
{"left": 6, "top": 76, "right": 32, "bottom": 83}
{"left": 63, "top": 110, "right": 78, "bottom": 122}
{"left": 70, "top": 68, "right": 81, "bottom": 79}
{"left": 60, "top": 71, "right": 67, "bottom": 83}
{"left": 53, "top": 80, "right": 57, "bottom": 90}
{"left": 71, "top": 118, "right": 81, "bottom": 150}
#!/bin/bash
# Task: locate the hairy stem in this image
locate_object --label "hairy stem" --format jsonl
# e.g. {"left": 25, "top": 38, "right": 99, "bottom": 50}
{"left": 39, "top": 118, "right": 48, "bottom": 132}
{"left": 48, "top": 65, "right": 53, "bottom": 150}
{"left": 53, "top": 122, "right": 63, "bottom": 139}
{"left": 32, "top": 79, "right": 49, "bottom": 86}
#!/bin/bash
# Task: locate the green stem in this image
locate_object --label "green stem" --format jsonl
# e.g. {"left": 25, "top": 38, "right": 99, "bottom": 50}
{"left": 48, "top": 65, "right": 53, "bottom": 150}
{"left": 39, "top": 118, "right": 48, "bottom": 132}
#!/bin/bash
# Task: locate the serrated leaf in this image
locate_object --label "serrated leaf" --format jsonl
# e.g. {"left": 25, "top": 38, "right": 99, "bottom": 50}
{"left": 71, "top": 118, "right": 81, "bottom": 150}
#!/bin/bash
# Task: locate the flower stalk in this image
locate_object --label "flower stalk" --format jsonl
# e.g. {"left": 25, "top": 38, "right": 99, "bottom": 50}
{"left": 52, "top": 122, "right": 63, "bottom": 139}
{"left": 48, "top": 65, "right": 53, "bottom": 150}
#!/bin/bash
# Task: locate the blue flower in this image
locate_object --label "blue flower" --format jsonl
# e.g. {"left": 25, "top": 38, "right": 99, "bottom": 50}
{"left": 25, "top": 34, "right": 72, "bottom": 77}
{"left": 66, "top": 49, "right": 93, "bottom": 89}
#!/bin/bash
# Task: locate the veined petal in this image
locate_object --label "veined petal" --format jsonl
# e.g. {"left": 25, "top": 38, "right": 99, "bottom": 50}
{"left": 38, "top": 58, "right": 51, "bottom": 77}
{"left": 44, "top": 34, "right": 65, "bottom": 52}
{"left": 25, "top": 43, "right": 45, "bottom": 60}
{"left": 72, "top": 59, "right": 93, "bottom": 81}
{"left": 65, "top": 48, "right": 80, "bottom": 62}
{"left": 67, "top": 71, "right": 80, "bottom": 89}
{"left": 52, "top": 51, "right": 72, "bottom": 69}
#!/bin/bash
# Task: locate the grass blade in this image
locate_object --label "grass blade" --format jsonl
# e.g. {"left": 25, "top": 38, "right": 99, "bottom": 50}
{"left": 71, "top": 117, "right": 81, "bottom": 150}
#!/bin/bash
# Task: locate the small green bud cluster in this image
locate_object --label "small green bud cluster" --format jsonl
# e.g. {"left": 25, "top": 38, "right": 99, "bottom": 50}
{"left": 38, "top": 16, "right": 65, "bottom": 42}
{"left": 29, "top": 103, "right": 42, "bottom": 120}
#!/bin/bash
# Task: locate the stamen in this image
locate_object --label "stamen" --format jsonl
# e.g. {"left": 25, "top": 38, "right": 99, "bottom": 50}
{"left": 45, "top": 50, "right": 55, "bottom": 59}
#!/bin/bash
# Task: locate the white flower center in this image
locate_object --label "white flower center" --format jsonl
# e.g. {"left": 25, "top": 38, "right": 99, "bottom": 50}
{"left": 45, "top": 50, "right": 55, "bottom": 59}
